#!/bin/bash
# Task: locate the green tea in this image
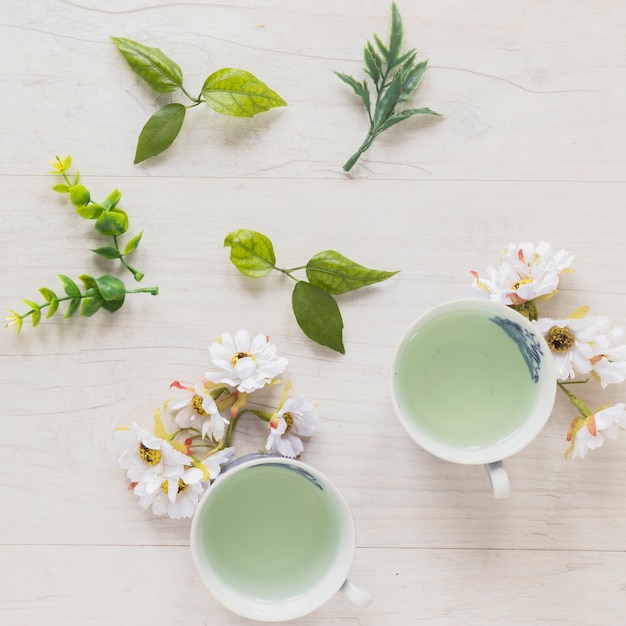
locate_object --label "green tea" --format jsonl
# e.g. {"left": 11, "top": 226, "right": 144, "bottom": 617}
{"left": 196, "top": 464, "right": 341, "bottom": 600}
{"left": 394, "top": 310, "right": 538, "bottom": 450}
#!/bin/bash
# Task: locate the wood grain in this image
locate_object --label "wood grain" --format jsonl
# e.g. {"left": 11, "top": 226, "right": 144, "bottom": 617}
{"left": 2, "top": 1, "right": 626, "bottom": 624}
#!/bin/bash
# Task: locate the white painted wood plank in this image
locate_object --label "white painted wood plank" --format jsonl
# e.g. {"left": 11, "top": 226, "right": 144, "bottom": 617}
{"left": 2, "top": 1, "right": 625, "bottom": 180}
{"left": 1, "top": 545, "right": 624, "bottom": 625}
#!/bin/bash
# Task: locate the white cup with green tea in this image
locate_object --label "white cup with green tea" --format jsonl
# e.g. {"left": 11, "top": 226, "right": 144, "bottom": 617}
{"left": 390, "top": 299, "right": 556, "bottom": 498}
{"left": 190, "top": 455, "right": 371, "bottom": 622}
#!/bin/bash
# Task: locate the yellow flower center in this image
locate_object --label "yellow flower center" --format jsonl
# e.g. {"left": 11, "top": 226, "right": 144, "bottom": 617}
{"left": 161, "top": 478, "right": 187, "bottom": 494}
{"left": 139, "top": 443, "right": 161, "bottom": 465}
{"left": 191, "top": 394, "right": 210, "bottom": 416}
{"left": 282, "top": 412, "right": 294, "bottom": 435}
{"left": 546, "top": 326, "right": 575, "bottom": 352}
{"left": 230, "top": 351, "right": 256, "bottom": 367}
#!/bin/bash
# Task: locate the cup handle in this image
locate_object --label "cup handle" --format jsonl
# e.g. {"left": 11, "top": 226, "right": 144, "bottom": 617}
{"left": 484, "top": 461, "right": 511, "bottom": 498}
{"left": 340, "top": 577, "right": 372, "bottom": 608}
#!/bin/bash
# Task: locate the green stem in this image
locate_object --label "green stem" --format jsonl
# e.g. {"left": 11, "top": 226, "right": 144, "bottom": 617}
{"left": 275, "top": 265, "right": 307, "bottom": 282}
{"left": 181, "top": 85, "right": 201, "bottom": 103}
{"left": 557, "top": 382, "right": 592, "bottom": 418}
{"left": 343, "top": 130, "right": 376, "bottom": 172}
{"left": 113, "top": 236, "right": 144, "bottom": 282}
{"left": 16, "top": 285, "right": 158, "bottom": 322}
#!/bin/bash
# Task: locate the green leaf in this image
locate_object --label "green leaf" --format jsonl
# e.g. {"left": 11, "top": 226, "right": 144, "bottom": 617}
{"left": 306, "top": 250, "right": 399, "bottom": 295}
{"left": 91, "top": 246, "right": 122, "bottom": 260}
{"left": 334, "top": 72, "right": 371, "bottom": 112}
{"left": 399, "top": 59, "right": 429, "bottom": 102}
{"left": 123, "top": 231, "right": 143, "bottom": 256}
{"left": 65, "top": 298, "right": 81, "bottom": 318}
{"left": 95, "top": 209, "right": 128, "bottom": 237}
{"left": 378, "top": 107, "right": 442, "bottom": 133}
{"left": 224, "top": 229, "right": 276, "bottom": 277}
{"left": 38, "top": 287, "right": 57, "bottom": 302}
{"left": 201, "top": 68, "right": 287, "bottom": 118}
{"left": 292, "top": 281, "right": 345, "bottom": 353}
{"left": 75, "top": 203, "right": 104, "bottom": 220}
{"left": 80, "top": 289, "right": 104, "bottom": 317}
{"left": 387, "top": 1, "right": 404, "bottom": 67}
{"left": 58, "top": 274, "right": 81, "bottom": 298}
{"left": 101, "top": 189, "right": 122, "bottom": 211}
{"left": 95, "top": 275, "right": 126, "bottom": 302}
{"left": 110, "top": 36, "right": 183, "bottom": 93}
{"left": 22, "top": 301, "right": 42, "bottom": 328}
{"left": 134, "top": 103, "right": 186, "bottom": 164}
{"left": 69, "top": 184, "right": 90, "bottom": 207}
{"left": 47, "top": 298, "right": 59, "bottom": 318}
{"left": 363, "top": 42, "right": 382, "bottom": 84}
{"left": 79, "top": 274, "right": 98, "bottom": 290}
{"left": 374, "top": 70, "right": 404, "bottom": 127}
{"left": 22, "top": 299, "right": 41, "bottom": 322}
{"left": 101, "top": 296, "right": 125, "bottom": 313}
{"left": 334, "top": 71, "right": 365, "bottom": 98}
{"left": 52, "top": 183, "right": 70, "bottom": 193}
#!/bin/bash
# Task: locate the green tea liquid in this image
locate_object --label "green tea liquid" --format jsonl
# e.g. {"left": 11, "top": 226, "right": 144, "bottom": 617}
{"left": 197, "top": 464, "right": 341, "bottom": 601}
{"left": 394, "top": 310, "right": 537, "bottom": 450}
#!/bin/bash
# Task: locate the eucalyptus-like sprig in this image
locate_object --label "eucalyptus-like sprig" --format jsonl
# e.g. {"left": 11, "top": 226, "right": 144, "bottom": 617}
{"left": 111, "top": 37, "right": 287, "bottom": 163}
{"left": 6, "top": 274, "right": 158, "bottom": 334}
{"left": 52, "top": 155, "right": 145, "bottom": 282}
{"left": 335, "top": 2, "right": 441, "bottom": 172}
{"left": 224, "top": 229, "right": 399, "bottom": 353}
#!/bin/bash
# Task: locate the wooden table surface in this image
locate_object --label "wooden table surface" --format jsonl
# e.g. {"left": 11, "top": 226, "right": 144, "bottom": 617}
{"left": 3, "top": 1, "right": 626, "bottom": 624}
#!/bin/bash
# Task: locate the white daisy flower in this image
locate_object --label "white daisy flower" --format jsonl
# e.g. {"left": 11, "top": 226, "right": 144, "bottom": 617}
{"left": 533, "top": 314, "right": 598, "bottom": 381}
{"left": 168, "top": 381, "right": 229, "bottom": 440}
{"left": 115, "top": 423, "right": 191, "bottom": 489}
{"left": 135, "top": 465, "right": 205, "bottom": 519}
{"left": 266, "top": 396, "right": 319, "bottom": 458}
{"left": 471, "top": 241, "right": 574, "bottom": 306}
{"left": 567, "top": 403, "right": 626, "bottom": 459}
{"left": 205, "top": 330, "right": 288, "bottom": 393}
{"left": 586, "top": 316, "right": 626, "bottom": 388}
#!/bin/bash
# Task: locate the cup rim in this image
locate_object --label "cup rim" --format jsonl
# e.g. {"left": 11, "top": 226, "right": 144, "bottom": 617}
{"left": 390, "top": 298, "right": 557, "bottom": 465}
{"left": 189, "top": 455, "right": 356, "bottom": 622}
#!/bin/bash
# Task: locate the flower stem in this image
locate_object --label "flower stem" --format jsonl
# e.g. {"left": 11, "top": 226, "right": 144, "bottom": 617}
{"left": 557, "top": 382, "right": 592, "bottom": 418}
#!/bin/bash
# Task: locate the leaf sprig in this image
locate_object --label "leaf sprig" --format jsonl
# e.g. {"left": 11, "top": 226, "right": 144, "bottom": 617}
{"left": 111, "top": 37, "right": 287, "bottom": 163}
{"left": 4, "top": 155, "right": 158, "bottom": 333}
{"left": 334, "top": 2, "right": 442, "bottom": 172}
{"left": 6, "top": 274, "right": 158, "bottom": 334}
{"left": 52, "top": 155, "right": 145, "bottom": 282}
{"left": 224, "top": 229, "right": 399, "bottom": 353}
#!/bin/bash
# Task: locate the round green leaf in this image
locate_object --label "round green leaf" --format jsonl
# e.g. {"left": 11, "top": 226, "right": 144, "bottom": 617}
{"left": 95, "top": 209, "right": 128, "bottom": 237}
{"left": 292, "top": 281, "right": 345, "bottom": 353}
{"left": 101, "top": 295, "right": 125, "bottom": 313}
{"left": 69, "top": 184, "right": 90, "bottom": 206}
{"left": 75, "top": 203, "right": 103, "bottom": 220}
{"left": 134, "top": 103, "right": 186, "bottom": 164}
{"left": 95, "top": 275, "right": 126, "bottom": 302}
{"left": 224, "top": 229, "right": 276, "bottom": 277}
{"left": 306, "top": 250, "right": 399, "bottom": 294}
{"left": 111, "top": 37, "right": 183, "bottom": 93}
{"left": 201, "top": 68, "right": 287, "bottom": 117}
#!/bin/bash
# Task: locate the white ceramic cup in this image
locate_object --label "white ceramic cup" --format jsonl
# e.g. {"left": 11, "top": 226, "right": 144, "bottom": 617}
{"left": 190, "top": 455, "right": 371, "bottom": 622}
{"left": 390, "top": 299, "right": 556, "bottom": 498}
